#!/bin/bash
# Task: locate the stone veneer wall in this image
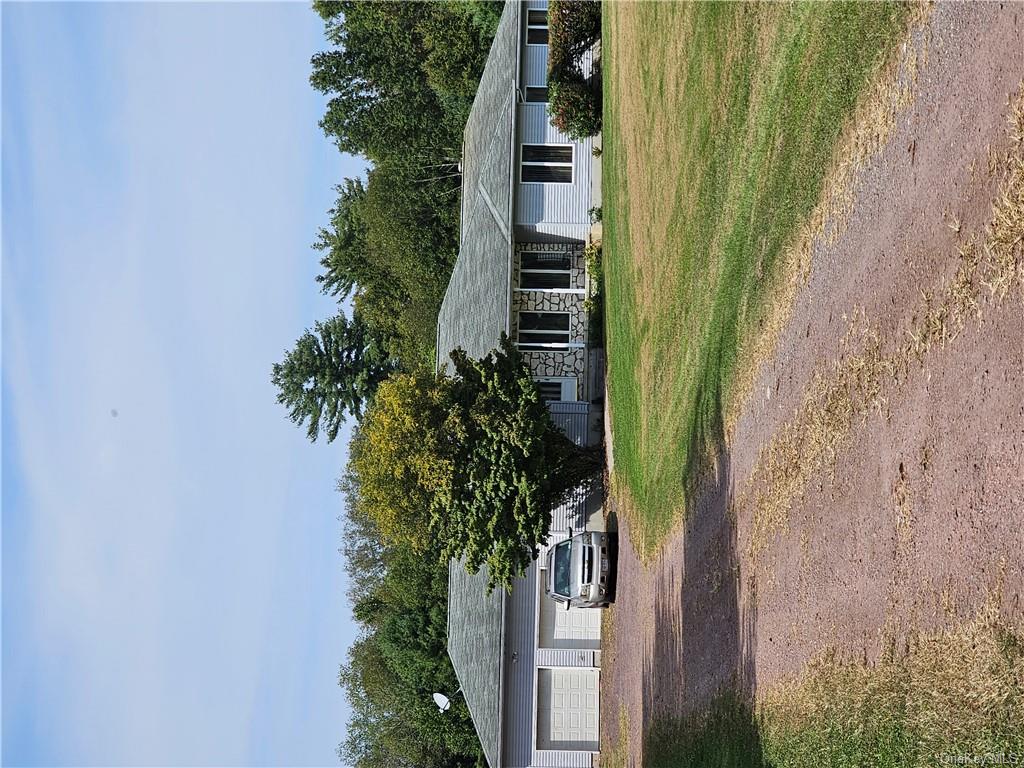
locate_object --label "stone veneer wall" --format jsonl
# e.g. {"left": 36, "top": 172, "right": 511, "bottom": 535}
{"left": 520, "top": 349, "right": 586, "bottom": 379}
{"left": 510, "top": 243, "right": 588, "bottom": 394}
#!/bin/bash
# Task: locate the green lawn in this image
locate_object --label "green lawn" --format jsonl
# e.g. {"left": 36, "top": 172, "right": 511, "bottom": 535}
{"left": 602, "top": 2, "right": 909, "bottom": 553}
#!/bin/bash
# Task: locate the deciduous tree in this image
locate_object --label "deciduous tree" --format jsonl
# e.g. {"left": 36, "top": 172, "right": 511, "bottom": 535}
{"left": 336, "top": 474, "right": 480, "bottom": 768}
{"left": 348, "top": 369, "right": 452, "bottom": 550}
{"left": 350, "top": 336, "right": 602, "bottom": 591}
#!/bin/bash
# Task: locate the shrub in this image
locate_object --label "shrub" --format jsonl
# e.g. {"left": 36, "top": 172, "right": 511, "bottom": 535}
{"left": 549, "top": 0, "right": 601, "bottom": 64}
{"left": 583, "top": 241, "right": 604, "bottom": 345}
{"left": 547, "top": 0, "right": 602, "bottom": 140}
{"left": 548, "top": 61, "right": 602, "bottom": 140}
{"left": 583, "top": 241, "right": 602, "bottom": 292}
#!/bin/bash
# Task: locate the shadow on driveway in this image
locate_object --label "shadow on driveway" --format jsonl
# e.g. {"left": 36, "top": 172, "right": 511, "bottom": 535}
{"left": 638, "top": 381, "right": 768, "bottom": 767}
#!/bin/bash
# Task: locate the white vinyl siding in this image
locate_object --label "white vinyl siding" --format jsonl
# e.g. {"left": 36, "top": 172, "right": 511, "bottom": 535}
{"left": 521, "top": 144, "right": 573, "bottom": 184}
{"left": 514, "top": 100, "right": 594, "bottom": 240}
{"left": 521, "top": 39, "right": 549, "bottom": 88}
{"left": 502, "top": 562, "right": 540, "bottom": 768}
{"left": 536, "top": 648, "right": 600, "bottom": 668}
{"left": 531, "top": 749, "right": 594, "bottom": 767}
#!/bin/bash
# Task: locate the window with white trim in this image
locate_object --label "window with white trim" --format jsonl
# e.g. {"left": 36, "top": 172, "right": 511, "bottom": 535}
{"left": 518, "top": 311, "right": 570, "bottom": 350}
{"left": 526, "top": 10, "right": 548, "bottom": 45}
{"left": 520, "top": 144, "right": 573, "bottom": 184}
{"left": 519, "top": 250, "right": 571, "bottom": 290}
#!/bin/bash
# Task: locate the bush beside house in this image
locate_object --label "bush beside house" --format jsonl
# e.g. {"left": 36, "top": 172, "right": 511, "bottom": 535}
{"left": 548, "top": 0, "right": 602, "bottom": 140}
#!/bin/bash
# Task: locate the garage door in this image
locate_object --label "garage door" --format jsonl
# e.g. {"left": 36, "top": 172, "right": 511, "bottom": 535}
{"left": 538, "top": 575, "right": 601, "bottom": 649}
{"left": 537, "top": 668, "right": 600, "bottom": 752}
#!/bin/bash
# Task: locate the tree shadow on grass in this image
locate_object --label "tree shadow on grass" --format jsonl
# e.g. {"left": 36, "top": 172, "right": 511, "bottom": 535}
{"left": 638, "top": 375, "right": 769, "bottom": 767}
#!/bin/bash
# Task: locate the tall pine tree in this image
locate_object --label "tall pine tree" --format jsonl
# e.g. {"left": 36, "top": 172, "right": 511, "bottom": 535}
{"left": 272, "top": 312, "right": 395, "bottom": 442}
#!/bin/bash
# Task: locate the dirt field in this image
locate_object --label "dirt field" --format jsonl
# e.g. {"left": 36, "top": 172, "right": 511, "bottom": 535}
{"left": 601, "top": 4, "right": 1024, "bottom": 764}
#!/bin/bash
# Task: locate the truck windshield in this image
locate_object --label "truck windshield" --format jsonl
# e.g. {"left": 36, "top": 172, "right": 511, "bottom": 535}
{"left": 552, "top": 541, "right": 571, "bottom": 597}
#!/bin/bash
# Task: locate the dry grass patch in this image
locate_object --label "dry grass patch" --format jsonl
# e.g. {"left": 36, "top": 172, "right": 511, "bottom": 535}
{"left": 760, "top": 598, "right": 1024, "bottom": 767}
{"left": 637, "top": 595, "right": 1024, "bottom": 767}
{"left": 983, "top": 92, "right": 1024, "bottom": 301}
{"left": 596, "top": 705, "right": 630, "bottom": 768}
{"left": 746, "top": 313, "right": 895, "bottom": 560}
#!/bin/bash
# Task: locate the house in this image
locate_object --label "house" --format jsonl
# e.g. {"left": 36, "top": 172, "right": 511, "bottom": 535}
{"left": 435, "top": 2, "right": 605, "bottom": 767}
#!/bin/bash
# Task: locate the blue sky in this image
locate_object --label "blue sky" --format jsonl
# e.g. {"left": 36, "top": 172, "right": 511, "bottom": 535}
{"left": 2, "top": 3, "right": 366, "bottom": 765}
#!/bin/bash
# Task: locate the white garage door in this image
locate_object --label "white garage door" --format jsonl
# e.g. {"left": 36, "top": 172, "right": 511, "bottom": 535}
{"left": 537, "top": 668, "right": 600, "bottom": 752}
{"left": 538, "top": 575, "right": 601, "bottom": 649}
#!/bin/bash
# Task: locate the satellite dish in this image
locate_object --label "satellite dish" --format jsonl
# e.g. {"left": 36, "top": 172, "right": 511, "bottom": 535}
{"left": 432, "top": 692, "right": 451, "bottom": 712}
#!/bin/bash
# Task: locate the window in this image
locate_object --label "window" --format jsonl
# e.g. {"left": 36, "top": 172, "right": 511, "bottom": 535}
{"left": 522, "top": 251, "right": 571, "bottom": 270}
{"left": 520, "top": 144, "right": 573, "bottom": 184}
{"left": 520, "top": 250, "right": 570, "bottom": 290}
{"left": 523, "top": 145, "right": 572, "bottom": 163}
{"left": 536, "top": 381, "right": 563, "bottom": 402}
{"left": 522, "top": 271, "right": 569, "bottom": 289}
{"left": 551, "top": 540, "right": 571, "bottom": 597}
{"left": 526, "top": 10, "right": 548, "bottom": 45}
{"left": 534, "top": 377, "right": 577, "bottom": 402}
{"left": 525, "top": 86, "right": 549, "bottom": 103}
{"left": 518, "top": 311, "right": 570, "bottom": 350}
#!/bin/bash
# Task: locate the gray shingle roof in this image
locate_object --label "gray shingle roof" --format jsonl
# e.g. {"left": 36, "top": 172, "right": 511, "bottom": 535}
{"left": 435, "top": 0, "right": 519, "bottom": 367}
{"left": 447, "top": 559, "right": 504, "bottom": 768}
{"left": 441, "top": 4, "right": 520, "bottom": 767}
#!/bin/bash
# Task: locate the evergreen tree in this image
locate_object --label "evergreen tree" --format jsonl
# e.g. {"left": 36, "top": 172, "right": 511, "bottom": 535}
{"left": 442, "top": 336, "right": 603, "bottom": 589}
{"left": 271, "top": 312, "right": 394, "bottom": 442}
{"left": 313, "top": 178, "right": 371, "bottom": 301}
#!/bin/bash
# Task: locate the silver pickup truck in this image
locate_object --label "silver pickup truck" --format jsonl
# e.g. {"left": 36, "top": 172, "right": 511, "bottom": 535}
{"left": 544, "top": 528, "right": 615, "bottom": 608}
